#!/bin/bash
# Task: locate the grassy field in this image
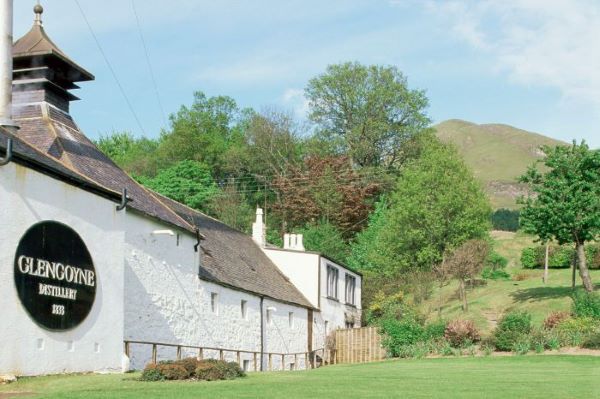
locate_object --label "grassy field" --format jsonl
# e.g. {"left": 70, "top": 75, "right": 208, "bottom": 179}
{"left": 422, "top": 231, "right": 600, "bottom": 332}
{"left": 1, "top": 356, "right": 599, "bottom": 399}
{"left": 435, "top": 119, "right": 565, "bottom": 209}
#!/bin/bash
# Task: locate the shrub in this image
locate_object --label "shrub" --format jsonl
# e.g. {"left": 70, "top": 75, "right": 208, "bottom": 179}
{"left": 549, "top": 247, "right": 574, "bottom": 268}
{"left": 444, "top": 319, "right": 480, "bottom": 348}
{"left": 543, "top": 311, "right": 571, "bottom": 330}
{"left": 140, "top": 364, "right": 165, "bottom": 382}
{"left": 380, "top": 317, "right": 424, "bottom": 356}
{"left": 491, "top": 208, "right": 520, "bottom": 231}
{"left": 482, "top": 267, "right": 511, "bottom": 280}
{"left": 556, "top": 317, "right": 600, "bottom": 346}
{"left": 520, "top": 247, "right": 537, "bottom": 269}
{"left": 582, "top": 333, "right": 600, "bottom": 349}
{"left": 494, "top": 311, "right": 532, "bottom": 351}
{"left": 195, "top": 360, "right": 245, "bottom": 381}
{"left": 178, "top": 357, "right": 200, "bottom": 376}
{"left": 571, "top": 290, "right": 600, "bottom": 319}
{"left": 512, "top": 335, "right": 531, "bottom": 355}
{"left": 423, "top": 320, "right": 447, "bottom": 341}
{"left": 587, "top": 245, "right": 600, "bottom": 269}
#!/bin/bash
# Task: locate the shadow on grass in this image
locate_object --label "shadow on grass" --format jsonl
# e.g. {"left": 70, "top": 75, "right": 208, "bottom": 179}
{"left": 510, "top": 286, "right": 575, "bottom": 302}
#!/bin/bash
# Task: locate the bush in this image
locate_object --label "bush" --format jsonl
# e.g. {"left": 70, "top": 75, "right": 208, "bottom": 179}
{"left": 494, "top": 311, "right": 532, "bottom": 351}
{"left": 556, "top": 317, "right": 600, "bottom": 346}
{"left": 380, "top": 317, "right": 424, "bottom": 356}
{"left": 178, "top": 357, "right": 200, "bottom": 376}
{"left": 582, "top": 333, "right": 600, "bottom": 349}
{"left": 512, "top": 335, "right": 531, "bottom": 355}
{"left": 587, "top": 245, "right": 600, "bottom": 270}
{"left": 140, "top": 364, "right": 165, "bottom": 382}
{"left": 549, "top": 247, "right": 574, "bottom": 268}
{"left": 521, "top": 248, "right": 537, "bottom": 269}
{"left": 491, "top": 208, "right": 520, "bottom": 231}
{"left": 195, "top": 360, "right": 245, "bottom": 381}
{"left": 423, "top": 320, "right": 447, "bottom": 341}
{"left": 543, "top": 311, "right": 571, "bottom": 330}
{"left": 482, "top": 267, "right": 511, "bottom": 280}
{"left": 444, "top": 319, "right": 480, "bottom": 348}
{"left": 486, "top": 251, "right": 508, "bottom": 270}
{"left": 140, "top": 362, "right": 188, "bottom": 381}
{"left": 571, "top": 290, "right": 600, "bottom": 319}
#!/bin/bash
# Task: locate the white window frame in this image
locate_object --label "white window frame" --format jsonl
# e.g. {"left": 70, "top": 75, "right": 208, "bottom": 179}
{"left": 326, "top": 265, "right": 339, "bottom": 299}
{"left": 211, "top": 292, "right": 218, "bottom": 315}
{"left": 345, "top": 274, "right": 356, "bottom": 305}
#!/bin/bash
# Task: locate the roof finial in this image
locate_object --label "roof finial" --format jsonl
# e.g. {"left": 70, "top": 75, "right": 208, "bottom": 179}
{"left": 34, "top": 2, "right": 43, "bottom": 26}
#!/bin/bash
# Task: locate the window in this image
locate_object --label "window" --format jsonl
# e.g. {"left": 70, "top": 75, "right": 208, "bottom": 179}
{"left": 288, "top": 312, "right": 294, "bottom": 328}
{"left": 243, "top": 360, "right": 250, "bottom": 372}
{"left": 266, "top": 309, "right": 273, "bottom": 326}
{"left": 326, "top": 265, "right": 338, "bottom": 299}
{"left": 211, "top": 292, "right": 218, "bottom": 314}
{"left": 345, "top": 321, "right": 354, "bottom": 329}
{"left": 345, "top": 274, "right": 356, "bottom": 305}
{"left": 241, "top": 300, "right": 247, "bottom": 320}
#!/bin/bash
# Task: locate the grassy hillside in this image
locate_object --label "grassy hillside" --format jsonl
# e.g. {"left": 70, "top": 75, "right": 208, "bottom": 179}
{"left": 422, "top": 231, "right": 600, "bottom": 333}
{"left": 434, "top": 119, "right": 565, "bottom": 209}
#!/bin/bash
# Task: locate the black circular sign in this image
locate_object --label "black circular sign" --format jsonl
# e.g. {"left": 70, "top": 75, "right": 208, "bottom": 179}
{"left": 14, "top": 221, "right": 96, "bottom": 331}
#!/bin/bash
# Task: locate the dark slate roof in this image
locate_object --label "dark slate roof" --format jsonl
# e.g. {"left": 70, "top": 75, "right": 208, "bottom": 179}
{"left": 154, "top": 193, "right": 315, "bottom": 309}
{"left": 0, "top": 127, "right": 120, "bottom": 201}
{"left": 12, "top": 103, "right": 196, "bottom": 234}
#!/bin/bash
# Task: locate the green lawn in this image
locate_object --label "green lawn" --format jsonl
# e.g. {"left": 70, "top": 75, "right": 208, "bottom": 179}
{"left": 1, "top": 356, "right": 599, "bottom": 399}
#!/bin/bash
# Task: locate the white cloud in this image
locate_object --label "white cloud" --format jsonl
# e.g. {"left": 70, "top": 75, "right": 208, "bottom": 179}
{"left": 281, "top": 88, "right": 310, "bottom": 119}
{"left": 423, "top": 0, "right": 600, "bottom": 111}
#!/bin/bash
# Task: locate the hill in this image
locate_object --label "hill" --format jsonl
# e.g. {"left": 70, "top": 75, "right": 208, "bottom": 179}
{"left": 434, "top": 119, "right": 565, "bottom": 209}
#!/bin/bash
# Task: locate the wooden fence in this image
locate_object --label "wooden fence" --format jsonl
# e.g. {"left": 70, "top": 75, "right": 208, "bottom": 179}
{"left": 335, "top": 327, "right": 387, "bottom": 364}
{"left": 124, "top": 340, "right": 326, "bottom": 372}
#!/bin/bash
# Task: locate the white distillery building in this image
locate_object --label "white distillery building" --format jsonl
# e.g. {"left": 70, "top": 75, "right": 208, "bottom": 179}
{"left": 0, "top": 4, "right": 361, "bottom": 376}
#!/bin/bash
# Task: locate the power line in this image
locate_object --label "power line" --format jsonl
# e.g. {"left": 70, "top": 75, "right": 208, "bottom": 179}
{"left": 74, "top": 0, "right": 147, "bottom": 136}
{"left": 131, "top": 0, "right": 167, "bottom": 128}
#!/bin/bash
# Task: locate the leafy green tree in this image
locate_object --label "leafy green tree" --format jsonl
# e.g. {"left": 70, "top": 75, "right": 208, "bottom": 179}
{"left": 157, "top": 91, "right": 248, "bottom": 178}
{"left": 140, "top": 160, "right": 218, "bottom": 212}
{"left": 95, "top": 131, "right": 160, "bottom": 176}
{"left": 305, "top": 62, "right": 430, "bottom": 169}
{"left": 519, "top": 141, "right": 600, "bottom": 292}
{"left": 298, "top": 221, "right": 350, "bottom": 264}
{"left": 368, "top": 137, "right": 491, "bottom": 275}
{"left": 347, "top": 197, "right": 390, "bottom": 272}
{"left": 491, "top": 208, "right": 520, "bottom": 232}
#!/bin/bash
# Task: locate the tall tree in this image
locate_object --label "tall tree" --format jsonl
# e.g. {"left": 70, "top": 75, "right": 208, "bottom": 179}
{"left": 95, "top": 131, "right": 159, "bottom": 176}
{"left": 519, "top": 141, "right": 600, "bottom": 292}
{"left": 305, "top": 62, "right": 430, "bottom": 169}
{"left": 139, "top": 160, "right": 218, "bottom": 213}
{"left": 359, "top": 136, "right": 491, "bottom": 275}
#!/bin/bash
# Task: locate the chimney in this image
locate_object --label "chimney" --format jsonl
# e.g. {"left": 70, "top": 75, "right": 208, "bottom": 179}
{"left": 252, "top": 208, "right": 266, "bottom": 247}
{"left": 0, "top": 0, "right": 16, "bottom": 128}
{"left": 283, "top": 233, "right": 305, "bottom": 251}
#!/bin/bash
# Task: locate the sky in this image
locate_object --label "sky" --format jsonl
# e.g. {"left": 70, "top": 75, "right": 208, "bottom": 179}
{"left": 12, "top": 0, "right": 600, "bottom": 147}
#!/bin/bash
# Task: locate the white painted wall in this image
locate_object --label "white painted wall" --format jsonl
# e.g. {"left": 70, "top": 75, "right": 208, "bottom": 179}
{"left": 0, "top": 162, "right": 125, "bottom": 376}
{"left": 124, "top": 213, "right": 309, "bottom": 371}
{"left": 319, "top": 257, "right": 362, "bottom": 337}
{"left": 263, "top": 249, "right": 320, "bottom": 307}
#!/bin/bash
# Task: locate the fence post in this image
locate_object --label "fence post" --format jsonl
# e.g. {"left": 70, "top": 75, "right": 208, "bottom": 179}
{"left": 294, "top": 354, "right": 298, "bottom": 370}
{"left": 176, "top": 345, "right": 182, "bottom": 361}
{"left": 152, "top": 344, "right": 157, "bottom": 364}
{"left": 237, "top": 351, "right": 241, "bottom": 366}
{"left": 219, "top": 349, "right": 224, "bottom": 361}
{"left": 305, "top": 352, "right": 308, "bottom": 370}
{"left": 198, "top": 347, "right": 203, "bottom": 360}
{"left": 281, "top": 354, "right": 285, "bottom": 370}
{"left": 268, "top": 353, "right": 272, "bottom": 371}
{"left": 124, "top": 341, "right": 130, "bottom": 358}
{"left": 253, "top": 352, "right": 258, "bottom": 372}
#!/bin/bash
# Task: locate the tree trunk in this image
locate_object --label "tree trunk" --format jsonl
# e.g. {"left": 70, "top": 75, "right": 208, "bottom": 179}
{"left": 572, "top": 250, "right": 577, "bottom": 290}
{"left": 576, "top": 242, "right": 594, "bottom": 292}
{"left": 459, "top": 278, "right": 468, "bottom": 312}
{"left": 543, "top": 243, "right": 549, "bottom": 284}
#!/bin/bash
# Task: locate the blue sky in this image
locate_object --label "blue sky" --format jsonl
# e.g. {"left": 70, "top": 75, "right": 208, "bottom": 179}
{"left": 13, "top": 0, "right": 600, "bottom": 147}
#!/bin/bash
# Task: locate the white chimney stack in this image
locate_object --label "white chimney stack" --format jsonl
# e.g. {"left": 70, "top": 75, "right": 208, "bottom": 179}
{"left": 252, "top": 207, "right": 266, "bottom": 247}
{"left": 0, "top": 0, "right": 16, "bottom": 128}
{"left": 283, "top": 233, "right": 304, "bottom": 251}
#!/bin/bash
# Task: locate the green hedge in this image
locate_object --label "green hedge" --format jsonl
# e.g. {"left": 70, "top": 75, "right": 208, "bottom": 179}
{"left": 521, "top": 244, "right": 600, "bottom": 269}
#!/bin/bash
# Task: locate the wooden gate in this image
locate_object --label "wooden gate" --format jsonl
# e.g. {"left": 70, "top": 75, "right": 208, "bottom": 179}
{"left": 335, "top": 327, "right": 387, "bottom": 364}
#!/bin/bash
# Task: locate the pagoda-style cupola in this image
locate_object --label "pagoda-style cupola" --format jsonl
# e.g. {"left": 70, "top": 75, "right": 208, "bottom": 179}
{"left": 12, "top": 4, "right": 94, "bottom": 113}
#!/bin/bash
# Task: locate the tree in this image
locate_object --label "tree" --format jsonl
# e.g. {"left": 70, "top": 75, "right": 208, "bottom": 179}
{"left": 298, "top": 221, "right": 350, "bottom": 265}
{"left": 305, "top": 62, "right": 430, "bottom": 169}
{"left": 490, "top": 208, "right": 520, "bottom": 232}
{"left": 436, "top": 239, "right": 490, "bottom": 311}
{"left": 95, "top": 131, "right": 159, "bottom": 176}
{"left": 139, "top": 160, "right": 218, "bottom": 212}
{"left": 372, "top": 137, "right": 491, "bottom": 275}
{"left": 207, "top": 179, "right": 255, "bottom": 232}
{"left": 519, "top": 141, "right": 600, "bottom": 292}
